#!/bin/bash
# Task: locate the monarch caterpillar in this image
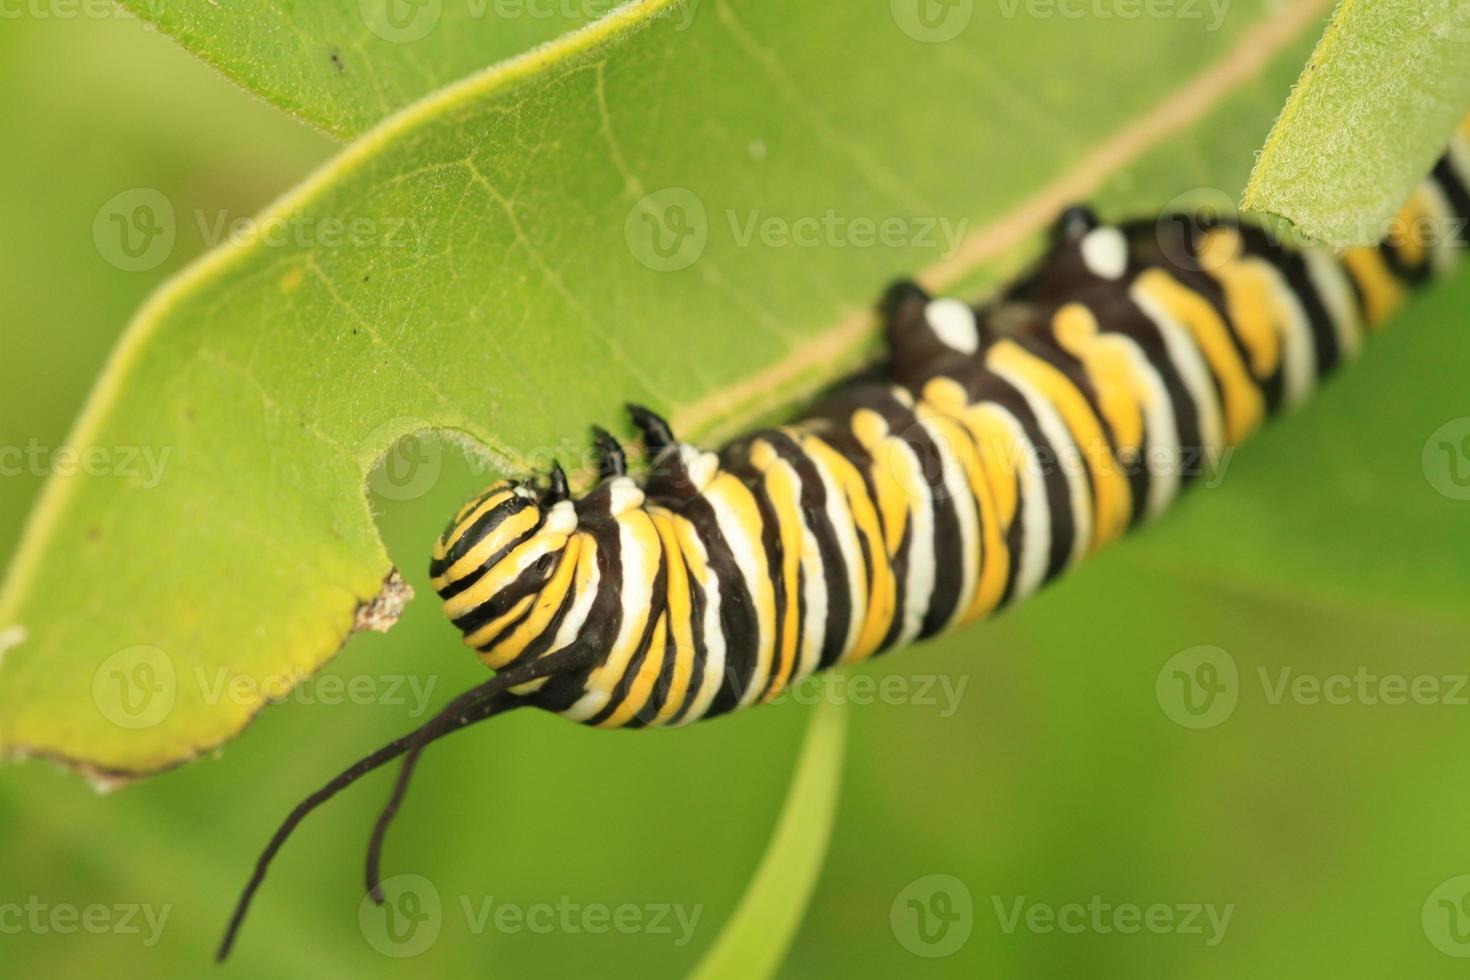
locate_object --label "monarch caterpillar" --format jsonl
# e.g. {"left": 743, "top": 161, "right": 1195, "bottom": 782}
{"left": 218, "top": 122, "right": 1470, "bottom": 959}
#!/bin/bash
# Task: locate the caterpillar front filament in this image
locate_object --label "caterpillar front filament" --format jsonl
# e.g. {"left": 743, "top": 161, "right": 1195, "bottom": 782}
{"left": 217, "top": 121, "right": 1470, "bottom": 960}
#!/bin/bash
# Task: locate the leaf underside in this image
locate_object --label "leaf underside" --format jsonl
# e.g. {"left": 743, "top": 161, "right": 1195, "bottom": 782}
{"left": 120, "top": 0, "right": 601, "bottom": 138}
{"left": 1243, "top": 0, "right": 1470, "bottom": 246}
{"left": 15, "top": 0, "right": 1468, "bottom": 782}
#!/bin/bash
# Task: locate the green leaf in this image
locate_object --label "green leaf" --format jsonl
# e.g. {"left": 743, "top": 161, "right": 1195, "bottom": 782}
{"left": 121, "top": 0, "right": 611, "bottom": 138}
{"left": 0, "top": 0, "right": 1387, "bottom": 780}
{"left": 688, "top": 697, "right": 847, "bottom": 980}
{"left": 1242, "top": 0, "right": 1470, "bottom": 246}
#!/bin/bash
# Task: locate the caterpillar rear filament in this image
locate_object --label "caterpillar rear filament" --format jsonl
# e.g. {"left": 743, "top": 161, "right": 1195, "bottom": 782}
{"left": 217, "top": 121, "right": 1470, "bottom": 959}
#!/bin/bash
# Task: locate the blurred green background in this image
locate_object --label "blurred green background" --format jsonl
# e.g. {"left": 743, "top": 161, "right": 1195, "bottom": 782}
{"left": 5, "top": 8, "right": 1470, "bottom": 980}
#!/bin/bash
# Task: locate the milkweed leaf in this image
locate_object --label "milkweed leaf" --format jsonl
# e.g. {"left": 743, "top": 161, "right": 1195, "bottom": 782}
{"left": 1243, "top": 0, "right": 1470, "bottom": 245}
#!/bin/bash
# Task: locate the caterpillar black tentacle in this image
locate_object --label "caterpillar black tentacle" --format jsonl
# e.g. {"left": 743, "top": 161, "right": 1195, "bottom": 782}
{"left": 591, "top": 425, "right": 628, "bottom": 478}
{"left": 544, "top": 460, "right": 571, "bottom": 504}
{"left": 214, "top": 693, "right": 511, "bottom": 961}
{"left": 219, "top": 119, "right": 1470, "bottom": 958}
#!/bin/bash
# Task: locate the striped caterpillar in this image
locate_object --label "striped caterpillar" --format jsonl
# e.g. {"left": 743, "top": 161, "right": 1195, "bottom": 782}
{"left": 218, "top": 121, "right": 1470, "bottom": 959}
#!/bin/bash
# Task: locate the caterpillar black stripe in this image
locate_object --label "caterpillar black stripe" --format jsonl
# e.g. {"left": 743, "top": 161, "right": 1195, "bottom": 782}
{"left": 218, "top": 118, "right": 1470, "bottom": 958}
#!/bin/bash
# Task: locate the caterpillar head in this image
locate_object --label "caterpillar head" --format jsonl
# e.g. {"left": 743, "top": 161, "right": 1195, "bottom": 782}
{"left": 221, "top": 472, "right": 591, "bottom": 960}
{"left": 430, "top": 478, "right": 580, "bottom": 669}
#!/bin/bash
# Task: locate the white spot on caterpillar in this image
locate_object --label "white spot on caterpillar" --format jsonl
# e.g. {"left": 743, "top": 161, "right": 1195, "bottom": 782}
{"left": 545, "top": 499, "right": 578, "bottom": 533}
{"left": 678, "top": 444, "right": 720, "bottom": 491}
{"left": 1081, "top": 227, "right": 1129, "bottom": 280}
{"left": 607, "top": 477, "right": 645, "bottom": 516}
{"left": 925, "top": 298, "right": 980, "bottom": 354}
